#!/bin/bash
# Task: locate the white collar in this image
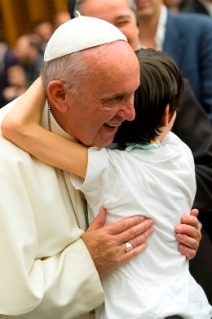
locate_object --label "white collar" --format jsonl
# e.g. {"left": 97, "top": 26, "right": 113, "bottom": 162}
{"left": 40, "top": 100, "right": 79, "bottom": 143}
{"left": 137, "top": 5, "right": 168, "bottom": 51}
{"left": 155, "top": 5, "right": 168, "bottom": 51}
{"left": 198, "top": 0, "right": 212, "bottom": 16}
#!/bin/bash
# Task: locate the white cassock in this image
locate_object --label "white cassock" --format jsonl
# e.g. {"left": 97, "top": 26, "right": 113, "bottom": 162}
{"left": 0, "top": 99, "right": 104, "bottom": 319}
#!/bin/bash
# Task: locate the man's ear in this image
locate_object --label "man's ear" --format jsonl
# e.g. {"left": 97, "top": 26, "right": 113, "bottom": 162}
{"left": 47, "top": 80, "right": 69, "bottom": 113}
{"left": 162, "top": 104, "right": 170, "bottom": 126}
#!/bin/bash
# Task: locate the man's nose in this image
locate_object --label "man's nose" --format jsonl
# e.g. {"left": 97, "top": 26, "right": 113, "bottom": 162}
{"left": 125, "top": 106, "right": 136, "bottom": 121}
{"left": 120, "top": 98, "right": 136, "bottom": 121}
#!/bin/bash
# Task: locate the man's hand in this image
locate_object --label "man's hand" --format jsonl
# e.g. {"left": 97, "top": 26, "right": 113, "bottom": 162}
{"left": 175, "top": 209, "right": 202, "bottom": 260}
{"left": 82, "top": 208, "right": 154, "bottom": 275}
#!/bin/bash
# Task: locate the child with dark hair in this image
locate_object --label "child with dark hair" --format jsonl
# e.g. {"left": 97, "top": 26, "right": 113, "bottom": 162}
{"left": 116, "top": 49, "right": 184, "bottom": 147}
{"left": 2, "top": 49, "right": 211, "bottom": 318}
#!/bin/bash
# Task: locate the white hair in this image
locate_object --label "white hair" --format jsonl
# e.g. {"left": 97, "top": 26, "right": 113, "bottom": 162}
{"left": 40, "top": 52, "right": 88, "bottom": 95}
{"left": 75, "top": 0, "right": 137, "bottom": 16}
{"left": 40, "top": 44, "right": 108, "bottom": 94}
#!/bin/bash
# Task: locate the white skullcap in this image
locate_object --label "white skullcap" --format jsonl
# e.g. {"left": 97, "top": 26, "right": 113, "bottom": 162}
{"left": 44, "top": 16, "right": 127, "bottom": 62}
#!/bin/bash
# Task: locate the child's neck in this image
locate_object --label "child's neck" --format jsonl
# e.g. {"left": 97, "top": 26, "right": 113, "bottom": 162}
{"left": 157, "top": 129, "right": 170, "bottom": 142}
{"left": 157, "top": 111, "right": 177, "bottom": 142}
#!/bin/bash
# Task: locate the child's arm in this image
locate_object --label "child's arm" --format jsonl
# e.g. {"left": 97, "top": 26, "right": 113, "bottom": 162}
{"left": 1, "top": 78, "right": 88, "bottom": 179}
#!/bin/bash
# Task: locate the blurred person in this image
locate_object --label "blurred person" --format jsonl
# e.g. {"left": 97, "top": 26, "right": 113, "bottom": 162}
{"left": 74, "top": 0, "right": 139, "bottom": 50}
{"left": 14, "top": 34, "right": 44, "bottom": 85}
{"left": 71, "top": 0, "right": 212, "bottom": 304}
{"left": 33, "top": 21, "right": 53, "bottom": 53}
{"left": 183, "top": 0, "right": 212, "bottom": 16}
{"left": 53, "top": 12, "right": 70, "bottom": 30}
{"left": 0, "top": 30, "right": 18, "bottom": 108}
{"left": 3, "top": 49, "right": 212, "bottom": 319}
{"left": 135, "top": 0, "right": 212, "bottom": 116}
{"left": 2, "top": 65, "right": 28, "bottom": 103}
{"left": 0, "top": 17, "right": 201, "bottom": 319}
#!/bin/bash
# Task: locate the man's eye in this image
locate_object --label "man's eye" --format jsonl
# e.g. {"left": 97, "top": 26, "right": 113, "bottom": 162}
{"left": 110, "top": 96, "right": 122, "bottom": 102}
{"left": 116, "top": 20, "right": 130, "bottom": 27}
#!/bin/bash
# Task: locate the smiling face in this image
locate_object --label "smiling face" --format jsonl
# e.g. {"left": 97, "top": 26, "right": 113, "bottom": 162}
{"left": 60, "top": 41, "right": 140, "bottom": 147}
{"left": 80, "top": 0, "right": 139, "bottom": 50}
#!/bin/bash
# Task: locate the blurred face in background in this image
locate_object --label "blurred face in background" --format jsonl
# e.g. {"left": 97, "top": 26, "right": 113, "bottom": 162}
{"left": 135, "top": 0, "right": 163, "bottom": 19}
{"left": 79, "top": 0, "right": 139, "bottom": 50}
{"left": 14, "top": 36, "right": 32, "bottom": 64}
{"left": 7, "top": 66, "right": 27, "bottom": 87}
{"left": 34, "top": 22, "right": 53, "bottom": 43}
{"left": 14, "top": 35, "right": 39, "bottom": 64}
{"left": 53, "top": 12, "right": 70, "bottom": 30}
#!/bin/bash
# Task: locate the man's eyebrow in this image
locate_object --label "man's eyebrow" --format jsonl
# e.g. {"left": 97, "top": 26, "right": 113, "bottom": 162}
{"left": 116, "top": 15, "right": 131, "bottom": 20}
{"left": 102, "top": 91, "right": 133, "bottom": 101}
{"left": 102, "top": 94, "right": 123, "bottom": 101}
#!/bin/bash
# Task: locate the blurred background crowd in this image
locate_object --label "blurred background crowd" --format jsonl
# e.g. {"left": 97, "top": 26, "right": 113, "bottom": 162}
{"left": 0, "top": 0, "right": 70, "bottom": 107}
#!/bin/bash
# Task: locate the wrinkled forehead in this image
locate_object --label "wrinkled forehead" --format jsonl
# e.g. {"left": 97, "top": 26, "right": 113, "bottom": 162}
{"left": 81, "top": 40, "right": 138, "bottom": 70}
{"left": 80, "top": 41, "right": 140, "bottom": 93}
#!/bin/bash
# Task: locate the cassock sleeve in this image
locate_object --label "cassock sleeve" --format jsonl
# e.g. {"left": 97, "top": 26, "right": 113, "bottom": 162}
{"left": 0, "top": 137, "right": 104, "bottom": 318}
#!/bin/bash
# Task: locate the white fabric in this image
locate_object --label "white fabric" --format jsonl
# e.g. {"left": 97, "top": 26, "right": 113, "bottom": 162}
{"left": 0, "top": 100, "right": 104, "bottom": 319}
{"left": 137, "top": 5, "right": 167, "bottom": 51}
{"left": 199, "top": 0, "right": 212, "bottom": 16}
{"left": 155, "top": 5, "right": 168, "bottom": 51}
{"left": 71, "top": 132, "right": 212, "bottom": 319}
{"left": 44, "top": 16, "right": 127, "bottom": 61}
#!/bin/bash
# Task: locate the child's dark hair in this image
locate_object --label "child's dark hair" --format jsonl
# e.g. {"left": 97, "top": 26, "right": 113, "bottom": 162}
{"left": 115, "top": 49, "right": 184, "bottom": 147}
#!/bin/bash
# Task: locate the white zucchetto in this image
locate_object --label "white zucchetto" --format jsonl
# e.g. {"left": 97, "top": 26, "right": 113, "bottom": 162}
{"left": 44, "top": 16, "right": 127, "bottom": 62}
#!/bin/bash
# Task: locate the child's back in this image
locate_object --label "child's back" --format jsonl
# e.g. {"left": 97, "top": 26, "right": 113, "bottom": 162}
{"left": 71, "top": 131, "right": 211, "bottom": 318}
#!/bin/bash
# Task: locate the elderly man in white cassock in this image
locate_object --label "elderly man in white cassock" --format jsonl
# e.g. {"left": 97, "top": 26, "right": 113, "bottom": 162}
{"left": 0, "top": 16, "right": 201, "bottom": 319}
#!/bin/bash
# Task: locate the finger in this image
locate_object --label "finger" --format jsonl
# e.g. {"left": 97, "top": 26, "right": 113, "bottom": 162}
{"left": 180, "top": 214, "right": 199, "bottom": 228}
{"left": 87, "top": 207, "right": 106, "bottom": 232}
{"left": 178, "top": 243, "right": 196, "bottom": 261}
{"left": 124, "top": 226, "right": 154, "bottom": 249}
{"left": 123, "top": 242, "right": 149, "bottom": 263}
{"left": 190, "top": 209, "right": 199, "bottom": 218}
{"left": 175, "top": 216, "right": 199, "bottom": 233}
{"left": 175, "top": 233, "right": 199, "bottom": 251}
{"left": 106, "top": 215, "right": 146, "bottom": 235}
{"left": 117, "top": 219, "right": 154, "bottom": 243}
{"left": 175, "top": 224, "right": 199, "bottom": 239}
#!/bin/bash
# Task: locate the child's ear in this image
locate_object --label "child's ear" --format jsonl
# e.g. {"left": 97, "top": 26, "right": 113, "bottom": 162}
{"left": 162, "top": 104, "right": 170, "bottom": 126}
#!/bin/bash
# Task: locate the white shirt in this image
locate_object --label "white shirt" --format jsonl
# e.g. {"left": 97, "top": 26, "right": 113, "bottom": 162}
{"left": 0, "top": 99, "right": 104, "bottom": 319}
{"left": 137, "top": 5, "right": 168, "bottom": 51}
{"left": 71, "top": 132, "right": 212, "bottom": 319}
{"left": 199, "top": 0, "right": 212, "bottom": 16}
{"left": 155, "top": 4, "right": 168, "bottom": 51}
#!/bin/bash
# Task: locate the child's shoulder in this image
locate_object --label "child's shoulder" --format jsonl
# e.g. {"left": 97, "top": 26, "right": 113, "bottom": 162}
{"left": 162, "top": 131, "right": 194, "bottom": 159}
{"left": 163, "top": 131, "right": 190, "bottom": 149}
